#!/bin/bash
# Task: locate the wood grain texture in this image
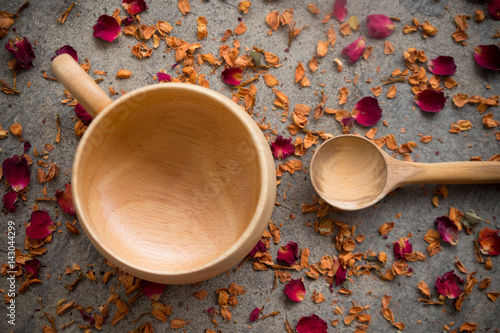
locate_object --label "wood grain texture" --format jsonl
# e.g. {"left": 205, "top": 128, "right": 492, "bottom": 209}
{"left": 52, "top": 55, "right": 276, "bottom": 284}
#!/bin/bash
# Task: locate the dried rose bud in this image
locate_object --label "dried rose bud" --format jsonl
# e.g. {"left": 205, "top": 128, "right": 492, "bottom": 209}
{"left": 366, "top": 14, "right": 395, "bottom": 39}
{"left": 26, "top": 210, "right": 56, "bottom": 240}
{"left": 393, "top": 237, "right": 413, "bottom": 260}
{"left": 434, "top": 215, "right": 459, "bottom": 245}
{"left": 296, "top": 314, "right": 328, "bottom": 333}
{"left": 221, "top": 67, "right": 243, "bottom": 85}
{"left": 93, "top": 15, "right": 122, "bottom": 42}
{"left": 488, "top": 0, "right": 500, "bottom": 20}
{"left": 74, "top": 104, "right": 93, "bottom": 125}
{"left": 277, "top": 241, "right": 298, "bottom": 265}
{"left": 414, "top": 89, "right": 446, "bottom": 113}
{"left": 474, "top": 44, "right": 500, "bottom": 71}
{"left": 3, "top": 191, "right": 17, "bottom": 213}
{"left": 157, "top": 72, "right": 171, "bottom": 82}
{"left": 341, "top": 36, "right": 366, "bottom": 64}
{"left": 478, "top": 228, "right": 500, "bottom": 256}
{"left": 2, "top": 155, "right": 31, "bottom": 192}
{"left": 55, "top": 183, "right": 76, "bottom": 216}
{"left": 428, "top": 56, "right": 457, "bottom": 75}
{"left": 271, "top": 135, "right": 295, "bottom": 160}
{"left": 352, "top": 96, "right": 382, "bottom": 126}
{"left": 284, "top": 279, "right": 306, "bottom": 302}
{"left": 333, "top": 0, "right": 348, "bottom": 22}
{"left": 122, "top": 0, "right": 148, "bottom": 15}
{"left": 5, "top": 36, "right": 35, "bottom": 70}
{"left": 52, "top": 45, "right": 78, "bottom": 62}
{"left": 435, "top": 270, "right": 464, "bottom": 299}
{"left": 141, "top": 280, "right": 166, "bottom": 302}
{"left": 24, "top": 259, "right": 41, "bottom": 279}
{"left": 249, "top": 307, "right": 261, "bottom": 322}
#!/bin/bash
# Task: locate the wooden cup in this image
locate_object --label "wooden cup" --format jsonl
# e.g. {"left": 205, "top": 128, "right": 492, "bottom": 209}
{"left": 52, "top": 54, "right": 276, "bottom": 284}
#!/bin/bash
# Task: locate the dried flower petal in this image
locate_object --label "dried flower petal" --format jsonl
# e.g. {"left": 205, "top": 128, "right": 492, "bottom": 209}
{"left": 24, "top": 259, "right": 41, "bottom": 279}
{"left": 434, "top": 215, "right": 459, "bottom": 245}
{"left": 277, "top": 241, "right": 298, "bottom": 265}
{"left": 74, "top": 104, "right": 93, "bottom": 125}
{"left": 157, "top": 72, "right": 171, "bottom": 82}
{"left": 249, "top": 307, "right": 260, "bottom": 322}
{"left": 271, "top": 136, "right": 295, "bottom": 160}
{"left": 26, "top": 210, "right": 55, "bottom": 240}
{"left": 296, "top": 314, "right": 328, "bottom": 333}
{"left": 489, "top": 0, "right": 500, "bottom": 20}
{"left": 428, "top": 56, "right": 456, "bottom": 75}
{"left": 478, "top": 228, "right": 500, "bottom": 256}
{"left": 93, "top": 15, "right": 121, "bottom": 42}
{"left": 141, "top": 280, "right": 166, "bottom": 301}
{"left": 52, "top": 45, "right": 78, "bottom": 62}
{"left": 5, "top": 36, "right": 35, "bottom": 70}
{"left": 3, "top": 191, "right": 17, "bottom": 212}
{"left": 333, "top": 0, "right": 348, "bottom": 22}
{"left": 474, "top": 44, "right": 500, "bottom": 71}
{"left": 122, "top": 0, "right": 148, "bottom": 15}
{"left": 393, "top": 237, "right": 413, "bottom": 260}
{"left": 2, "top": 155, "right": 31, "bottom": 192}
{"left": 249, "top": 240, "right": 266, "bottom": 257}
{"left": 55, "top": 183, "right": 76, "bottom": 216}
{"left": 334, "top": 264, "right": 347, "bottom": 286}
{"left": 352, "top": 96, "right": 382, "bottom": 126}
{"left": 435, "top": 270, "right": 464, "bottom": 299}
{"left": 284, "top": 279, "right": 306, "bottom": 302}
{"left": 366, "top": 14, "right": 395, "bottom": 39}
{"left": 341, "top": 36, "right": 366, "bottom": 64}
{"left": 221, "top": 68, "right": 243, "bottom": 85}
{"left": 414, "top": 89, "right": 446, "bottom": 113}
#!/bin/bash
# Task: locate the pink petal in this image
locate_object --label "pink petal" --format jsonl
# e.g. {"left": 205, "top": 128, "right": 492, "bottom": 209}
{"left": 2, "top": 155, "right": 31, "bottom": 192}
{"left": 221, "top": 67, "right": 243, "bottom": 85}
{"left": 5, "top": 36, "right": 35, "bottom": 70}
{"left": 352, "top": 96, "right": 382, "bottom": 126}
{"left": 435, "top": 270, "right": 463, "bottom": 299}
{"left": 249, "top": 240, "right": 266, "bottom": 257}
{"left": 434, "top": 215, "right": 459, "bottom": 245}
{"left": 341, "top": 36, "right": 366, "bottom": 64}
{"left": 24, "top": 259, "right": 41, "bottom": 279}
{"left": 296, "top": 314, "right": 328, "bottom": 333}
{"left": 141, "top": 280, "right": 167, "bottom": 301}
{"left": 489, "top": 0, "right": 500, "bottom": 20}
{"left": 55, "top": 183, "right": 76, "bottom": 216}
{"left": 26, "top": 210, "right": 55, "bottom": 240}
{"left": 334, "top": 263, "right": 347, "bottom": 286}
{"left": 79, "top": 310, "right": 95, "bottom": 325}
{"left": 122, "top": 0, "right": 148, "bottom": 15}
{"left": 333, "top": 0, "right": 348, "bottom": 22}
{"left": 93, "top": 15, "right": 122, "bottom": 42}
{"left": 157, "top": 72, "right": 172, "bottom": 82}
{"left": 478, "top": 228, "right": 500, "bottom": 256}
{"left": 366, "top": 14, "right": 396, "bottom": 39}
{"left": 270, "top": 135, "right": 295, "bottom": 160}
{"left": 249, "top": 307, "right": 261, "bottom": 322}
{"left": 428, "top": 56, "right": 456, "bottom": 75}
{"left": 74, "top": 104, "right": 93, "bottom": 125}
{"left": 3, "top": 191, "right": 18, "bottom": 213}
{"left": 284, "top": 279, "right": 306, "bottom": 302}
{"left": 24, "top": 141, "right": 31, "bottom": 153}
{"left": 474, "top": 44, "right": 500, "bottom": 71}
{"left": 52, "top": 45, "right": 78, "bottom": 62}
{"left": 277, "top": 241, "right": 298, "bottom": 265}
{"left": 393, "top": 237, "right": 413, "bottom": 260}
{"left": 414, "top": 89, "right": 446, "bottom": 113}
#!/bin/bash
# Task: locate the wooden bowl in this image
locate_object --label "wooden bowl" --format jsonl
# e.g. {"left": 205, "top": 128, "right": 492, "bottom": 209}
{"left": 52, "top": 54, "right": 276, "bottom": 284}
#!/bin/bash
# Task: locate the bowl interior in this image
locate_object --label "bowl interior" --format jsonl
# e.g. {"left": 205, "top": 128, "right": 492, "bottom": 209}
{"left": 74, "top": 85, "right": 262, "bottom": 273}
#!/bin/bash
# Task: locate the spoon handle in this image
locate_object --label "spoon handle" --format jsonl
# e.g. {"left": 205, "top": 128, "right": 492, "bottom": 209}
{"left": 397, "top": 161, "right": 500, "bottom": 185}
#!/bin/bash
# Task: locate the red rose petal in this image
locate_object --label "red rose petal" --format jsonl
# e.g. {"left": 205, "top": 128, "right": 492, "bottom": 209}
{"left": 221, "top": 67, "right": 243, "bottom": 85}
{"left": 366, "top": 14, "right": 395, "bottom": 39}
{"left": 393, "top": 237, "right": 413, "bottom": 260}
{"left": 3, "top": 191, "right": 17, "bottom": 213}
{"left": 428, "top": 56, "right": 457, "bottom": 75}
{"left": 414, "top": 89, "right": 446, "bottom": 113}
{"left": 141, "top": 280, "right": 167, "bottom": 301}
{"left": 52, "top": 45, "right": 78, "bottom": 62}
{"left": 271, "top": 135, "right": 295, "bottom": 160}
{"left": 341, "top": 36, "right": 366, "bottom": 64}
{"left": 435, "top": 270, "right": 464, "bottom": 299}
{"left": 2, "top": 155, "right": 31, "bottom": 192}
{"left": 24, "top": 141, "right": 31, "bottom": 153}
{"left": 478, "top": 228, "right": 500, "bottom": 256}
{"left": 5, "top": 36, "right": 35, "bottom": 70}
{"left": 74, "top": 104, "right": 93, "bottom": 125}
{"left": 333, "top": 0, "right": 348, "bottom": 22}
{"left": 474, "top": 44, "right": 500, "bottom": 71}
{"left": 55, "top": 183, "right": 76, "bottom": 216}
{"left": 334, "top": 262, "right": 347, "bottom": 286}
{"left": 352, "top": 96, "right": 382, "bottom": 126}
{"left": 93, "top": 15, "right": 122, "bottom": 42}
{"left": 489, "top": 0, "right": 500, "bottom": 20}
{"left": 157, "top": 72, "right": 172, "bottom": 82}
{"left": 249, "top": 240, "right": 266, "bottom": 257}
{"left": 26, "top": 210, "right": 55, "bottom": 240}
{"left": 24, "top": 259, "right": 41, "bottom": 279}
{"left": 296, "top": 314, "right": 328, "bottom": 333}
{"left": 277, "top": 241, "right": 298, "bottom": 265}
{"left": 249, "top": 307, "right": 261, "bottom": 322}
{"left": 79, "top": 309, "right": 95, "bottom": 325}
{"left": 434, "top": 215, "right": 459, "bottom": 245}
{"left": 284, "top": 279, "right": 306, "bottom": 302}
{"left": 122, "top": 0, "right": 148, "bottom": 15}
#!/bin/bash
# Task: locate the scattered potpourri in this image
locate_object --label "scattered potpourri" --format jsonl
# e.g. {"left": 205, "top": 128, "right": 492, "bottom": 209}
{"left": 1, "top": 0, "right": 499, "bottom": 332}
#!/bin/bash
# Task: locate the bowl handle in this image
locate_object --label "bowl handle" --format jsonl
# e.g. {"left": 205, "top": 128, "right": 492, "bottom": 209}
{"left": 51, "top": 54, "right": 112, "bottom": 118}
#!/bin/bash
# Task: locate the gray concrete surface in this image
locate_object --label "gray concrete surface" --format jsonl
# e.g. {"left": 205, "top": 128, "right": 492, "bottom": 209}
{"left": 1, "top": 0, "right": 499, "bottom": 332}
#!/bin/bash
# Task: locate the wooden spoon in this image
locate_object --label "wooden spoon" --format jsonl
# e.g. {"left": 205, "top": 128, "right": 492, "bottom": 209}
{"left": 310, "top": 135, "right": 500, "bottom": 211}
